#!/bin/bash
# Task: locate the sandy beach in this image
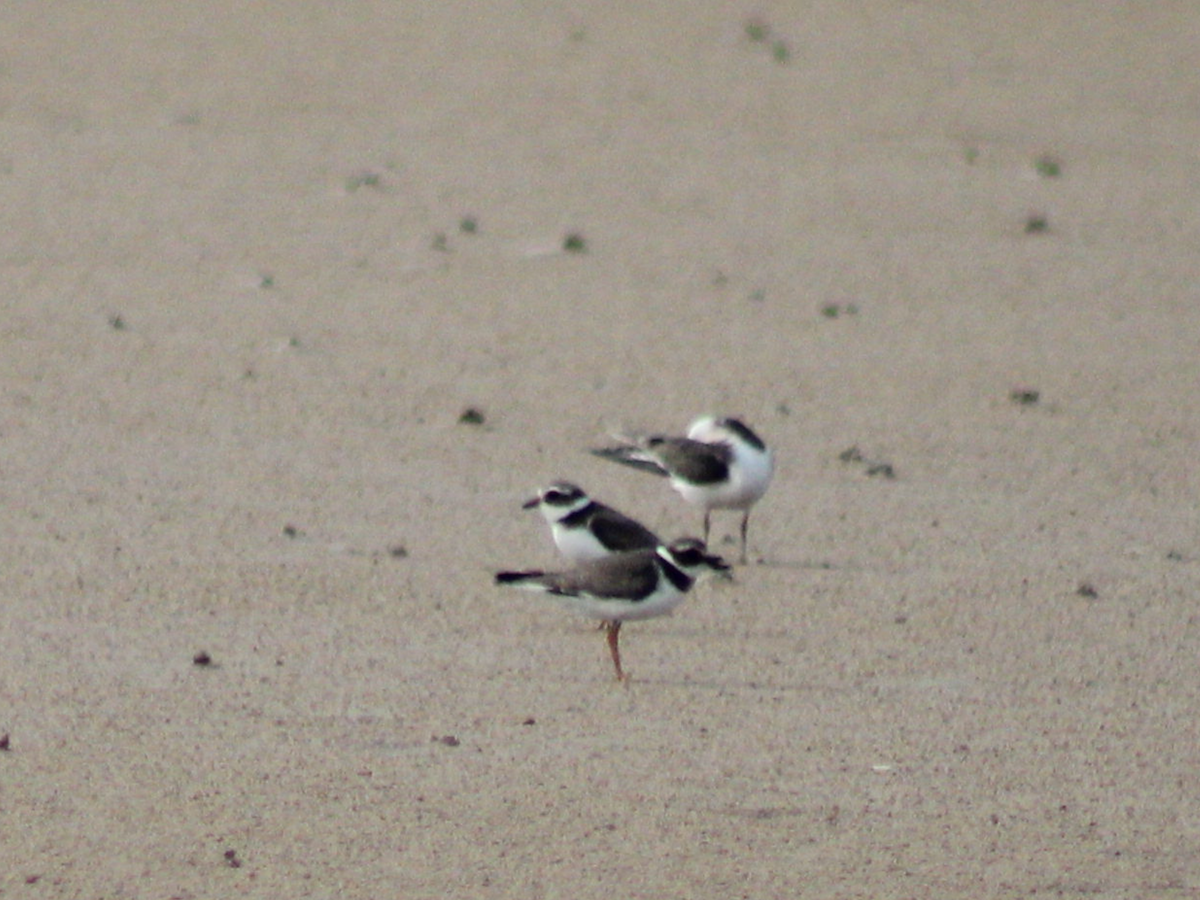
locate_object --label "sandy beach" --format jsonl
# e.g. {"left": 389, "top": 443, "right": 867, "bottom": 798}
{"left": 3, "top": 2, "right": 1200, "bottom": 896}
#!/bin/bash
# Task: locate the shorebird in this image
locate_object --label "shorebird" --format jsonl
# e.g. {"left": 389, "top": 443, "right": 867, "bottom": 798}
{"left": 523, "top": 481, "right": 661, "bottom": 562}
{"left": 494, "top": 537, "right": 730, "bottom": 681}
{"left": 590, "top": 416, "right": 774, "bottom": 564}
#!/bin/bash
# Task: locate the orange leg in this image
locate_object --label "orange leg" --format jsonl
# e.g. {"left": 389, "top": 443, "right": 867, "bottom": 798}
{"left": 604, "top": 620, "right": 625, "bottom": 681}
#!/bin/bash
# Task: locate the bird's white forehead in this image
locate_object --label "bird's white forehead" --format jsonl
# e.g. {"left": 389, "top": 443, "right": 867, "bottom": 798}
{"left": 686, "top": 415, "right": 721, "bottom": 440}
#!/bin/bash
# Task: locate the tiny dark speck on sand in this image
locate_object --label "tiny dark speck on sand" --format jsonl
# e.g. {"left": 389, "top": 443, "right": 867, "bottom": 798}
{"left": 458, "top": 408, "right": 486, "bottom": 425}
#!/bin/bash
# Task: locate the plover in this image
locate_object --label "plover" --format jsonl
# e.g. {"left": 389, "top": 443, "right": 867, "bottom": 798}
{"left": 494, "top": 537, "right": 730, "bottom": 681}
{"left": 523, "top": 481, "right": 661, "bottom": 562}
{"left": 590, "top": 416, "right": 774, "bottom": 564}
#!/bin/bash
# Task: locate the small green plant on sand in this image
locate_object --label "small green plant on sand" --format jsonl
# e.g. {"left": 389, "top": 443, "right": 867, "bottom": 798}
{"left": 1034, "top": 155, "right": 1062, "bottom": 178}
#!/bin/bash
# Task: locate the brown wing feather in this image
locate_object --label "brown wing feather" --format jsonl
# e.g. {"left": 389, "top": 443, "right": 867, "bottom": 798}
{"left": 586, "top": 508, "right": 661, "bottom": 552}
{"left": 650, "top": 438, "right": 731, "bottom": 485}
{"left": 539, "top": 550, "right": 660, "bottom": 600}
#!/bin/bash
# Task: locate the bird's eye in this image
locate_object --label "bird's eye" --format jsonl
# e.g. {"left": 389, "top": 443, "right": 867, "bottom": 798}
{"left": 677, "top": 549, "right": 702, "bottom": 565}
{"left": 545, "top": 491, "right": 564, "bottom": 502}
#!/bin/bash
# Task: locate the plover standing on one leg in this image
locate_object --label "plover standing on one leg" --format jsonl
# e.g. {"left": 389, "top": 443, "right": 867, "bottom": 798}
{"left": 590, "top": 416, "right": 774, "bottom": 564}
{"left": 494, "top": 537, "right": 730, "bottom": 681}
{"left": 523, "top": 481, "right": 661, "bottom": 562}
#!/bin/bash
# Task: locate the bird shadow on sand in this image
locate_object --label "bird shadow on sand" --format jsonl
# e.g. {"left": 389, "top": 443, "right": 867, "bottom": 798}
{"left": 521, "top": 668, "right": 843, "bottom": 694}
{"left": 735, "top": 555, "right": 862, "bottom": 572}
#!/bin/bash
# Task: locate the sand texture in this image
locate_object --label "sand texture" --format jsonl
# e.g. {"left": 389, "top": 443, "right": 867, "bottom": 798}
{"left": 3, "top": 2, "right": 1200, "bottom": 897}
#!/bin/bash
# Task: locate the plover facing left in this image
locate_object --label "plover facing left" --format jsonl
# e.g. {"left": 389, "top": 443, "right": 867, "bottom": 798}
{"left": 494, "top": 537, "right": 730, "bottom": 681}
{"left": 590, "top": 416, "right": 774, "bottom": 564}
{"left": 523, "top": 481, "right": 661, "bottom": 562}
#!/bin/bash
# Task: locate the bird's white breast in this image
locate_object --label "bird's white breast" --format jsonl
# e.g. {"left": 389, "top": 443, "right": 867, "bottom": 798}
{"left": 551, "top": 522, "right": 611, "bottom": 562}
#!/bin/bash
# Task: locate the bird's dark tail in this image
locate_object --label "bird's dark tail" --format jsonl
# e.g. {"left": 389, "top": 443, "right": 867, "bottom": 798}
{"left": 495, "top": 570, "right": 543, "bottom": 585}
{"left": 588, "top": 446, "right": 670, "bottom": 477}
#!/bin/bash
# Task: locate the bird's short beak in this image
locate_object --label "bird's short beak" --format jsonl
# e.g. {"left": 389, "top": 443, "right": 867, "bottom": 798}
{"left": 709, "top": 555, "right": 734, "bottom": 578}
{"left": 521, "top": 496, "right": 540, "bottom": 510}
